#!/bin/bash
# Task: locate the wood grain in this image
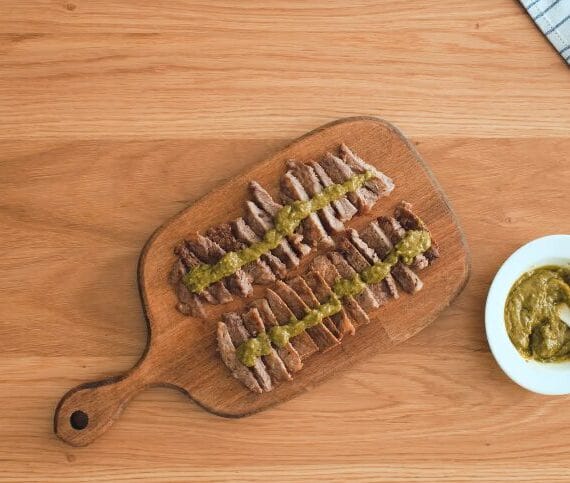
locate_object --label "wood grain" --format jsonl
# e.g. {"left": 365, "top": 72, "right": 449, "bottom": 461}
{"left": 1, "top": 0, "right": 570, "bottom": 481}
{"left": 52, "top": 117, "right": 469, "bottom": 446}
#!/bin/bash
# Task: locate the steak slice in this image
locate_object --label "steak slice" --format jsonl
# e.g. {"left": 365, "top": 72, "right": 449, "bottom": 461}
{"left": 174, "top": 282, "right": 206, "bottom": 318}
{"left": 391, "top": 262, "right": 423, "bottom": 294}
{"left": 377, "top": 215, "right": 428, "bottom": 271}
{"left": 223, "top": 312, "right": 273, "bottom": 392}
{"left": 249, "top": 180, "right": 281, "bottom": 216}
{"left": 360, "top": 220, "right": 393, "bottom": 259}
{"left": 207, "top": 223, "right": 275, "bottom": 285}
{"left": 249, "top": 181, "right": 311, "bottom": 258}
{"left": 186, "top": 235, "right": 245, "bottom": 300}
{"left": 339, "top": 143, "right": 395, "bottom": 197}
{"left": 376, "top": 216, "right": 425, "bottom": 294}
{"left": 169, "top": 258, "right": 206, "bottom": 317}
{"left": 309, "top": 160, "right": 358, "bottom": 222}
{"left": 328, "top": 251, "right": 378, "bottom": 315}
{"left": 207, "top": 282, "right": 234, "bottom": 305}
{"left": 337, "top": 235, "right": 389, "bottom": 307}
{"left": 378, "top": 214, "right": 430, "bottom": 270}
{"left": 265, "top": 288, "right": 318, "bottom": 359}
{"left": 232, "top": 217, "right": 287, "bottom": 279}
{"left": 286, "top": 277, "right": 340, "bottom": 351}
{"left": 244, "top": 200, "right": 301, "bottom": 269}
{"left": 169, "top": 258, "right": 187, "bottom": 285}
{"left": 262, "top": 252, "right": 288, "bottom": 279}
{"left": 217, "top": 321, "right": 262, "bottom": 394}
{"left": 288, "top": 231, "right": 312, "bottom": 257}
{"left": 311, "top": 254, "right": 370, "bottom": 328}
{"left": 287, "top": 160, "right": 345, "bottom": 234}
{"left": 303, "top": 271, "right": 355, "bottom": 338}
{"left": 197, "top": 236, "right": 253, "bottom": 297}
{"left": 175, "top": 302, "right": 193, "bottom": 316}
{"left": 280, "top": 170, "right": 334, "bottom": 247}
{"left": 393, "top": 201, "right": 440, "bottom": 264}
{"left": 320, "top": 152, "right": 377, "bottom": 213}
{"left": 249, "top": 298, "right": 303, "bottom": 373}
{"left": 310, "top": 255, "right": 341, "bottom": 286}
{"left": 273, "top": 280, "right": 339, "bottom": 351}
{"left": 377, "top": 216, "right": 406, "bottom": 246}
{"left": 357, "top": 222, "right": 400, "bottom": 299}
{"left": 242, "top": 307, "right": 291, "bottom": 382}
{"left": 174, "top": 241, "right": 227, "bottom": 305}
{"left": 348, "top": 229, "right": 398, "bottom": 302}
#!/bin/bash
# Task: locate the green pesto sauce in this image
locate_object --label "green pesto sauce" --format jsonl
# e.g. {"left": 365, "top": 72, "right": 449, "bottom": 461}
{"left": 236, "top": 229, "right": 432, "bottom": 366}
{"left": 184, "top": 171, "right": 375, "bottom": 294}
{"left": 505, "top": 265, "right": 570, "bottom": 362}
{"left": 396, "top": 229, "right": 431, "bottom": 265}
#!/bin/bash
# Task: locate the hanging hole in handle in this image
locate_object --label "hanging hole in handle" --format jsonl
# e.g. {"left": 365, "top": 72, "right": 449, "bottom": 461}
{"left": 70, "top": 410, "right": 89, "bottom": 430}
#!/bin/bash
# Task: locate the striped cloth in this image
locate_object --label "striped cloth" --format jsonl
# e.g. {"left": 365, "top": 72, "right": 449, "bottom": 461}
{"left": 520, "top": 0, "right": 570, "bottom": 64}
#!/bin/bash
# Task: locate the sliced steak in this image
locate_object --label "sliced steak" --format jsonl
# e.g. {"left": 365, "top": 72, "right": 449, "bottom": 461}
{"left": 249, "top": 298, "right": 303, "bottom": 373}
{"left": 309, "top": 255, "right": 340, "bottom": 287}
{"left": 376, "top": 216, "right": 426, "bottom": 294}
{"left": 320, "top": 152, "right": 377, "bottom": 213}
{"left": 303, "top": 271, "right": 355, "bottom": 338}
{"left": 391, "top": 262, "right": 423, "bottom": 294}
{"left": 223, "top": 312, "right": 272, "bottom": 392}
{"left": 288, "top": 231, "right": 312, "bottom": 257}
{"left": 217, "top": 321, "right": 262, "bottom": 394}
{"left": 287, "top": 275, "right": 339, "bottom": 338}
{"left": 348, "top": 229, "right": 380, "bottom": 263}
{"left": 185, "top": 235, "right": 242, "bottom": 301}
{"left": 286, "top": 277, "right": 339, "bottom": 351}
{"left": 339, "top": 143, "right": 395, "bottom": 196}
{"left": 357, "top": 222, "right": 400, "bottom": 299}
{"left": 393, "top": 201, "right": 440, "bottom": 263}
{"left": 174, "top": 241, "right": 226, "bottom": 305}
{"left": 377, "top": 216, "right": 406, "bottom": 246}
{"left": 244, "top": 200, "right": 301, "bottom": 269}
{"left": 309, "top": 160, "right": 358, "bottom": 222}
{"left": 249, "top": 180, "right": 281, "bottom": 217}
{"left": 348, "top": 229, "right": 398, "bottom": 302}
{"left": 249, "top": 181, "right": 311, "bottom": 258}
{"left": 280, "top": 170, "right": 333, "bottom": 247}
{"left": 174, "top": 282, "right": 206, "bottom": 318}
{"left": 175, "top": 302, "right": 192, "bottom": 316}
{"left": 337, "top": 235, "right": 389, "bottom": 307}
{"left": 199, "top": 233, "right": 253, "bottom": 297}
{"left": 207, "top": 282, "right": 234, "bottom": 305}
{"left": 169, "top": 259, "right": 187, "bottom": 285}
{"left": 262, "top": 252, "right": 288, "bottom": 278}
{"left": 312, "top": 254, "right": 370, "bottom": 328}
{"left": 360, "top": 220, "right": 393, "bottom": 259}
{"left": 328, "top": 251, "right": 378, "bottom": 315}
{"left": 207, "top": 223, "right": 275, "bottom": 285}
{"left": 232, "top": 217, "right": 288, "bottom": 279}
{"left": 170, "top": 258, "right": 205, "bottom": 317}
{"left": 287, "top": 160, "right": 345, "bottom": 234}
{"left": 242, "top": 307, "right": 291, "bottom": 382}
{"left": 266, "top": 289, "right": 318, "bottom": 359}
{"left": 410, "top": 254, "right": 430, "bottom": 271}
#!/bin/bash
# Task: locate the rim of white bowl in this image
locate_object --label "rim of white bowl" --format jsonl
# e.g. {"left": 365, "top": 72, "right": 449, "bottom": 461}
{"left": 485, "top": 234, "right": 570, "bottom": 395}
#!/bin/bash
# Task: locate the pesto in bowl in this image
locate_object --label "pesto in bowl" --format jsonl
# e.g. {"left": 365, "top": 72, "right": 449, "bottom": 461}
{"left": 505, "top": 266, "right": 570, "bottom": 362}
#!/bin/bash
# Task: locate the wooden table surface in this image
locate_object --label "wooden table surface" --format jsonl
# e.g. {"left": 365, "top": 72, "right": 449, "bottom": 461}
{"left": 1, "top": 1, "right": 569, "bottom": 481}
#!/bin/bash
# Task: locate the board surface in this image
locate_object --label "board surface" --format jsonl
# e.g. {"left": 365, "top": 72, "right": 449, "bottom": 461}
{"left": 54, "top": 117, "right": 469, "bottom": 446}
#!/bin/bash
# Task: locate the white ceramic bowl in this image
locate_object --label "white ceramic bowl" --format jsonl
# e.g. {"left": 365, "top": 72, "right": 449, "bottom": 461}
{"left": 485, "top": 235, "right": 570, "bottom": 395}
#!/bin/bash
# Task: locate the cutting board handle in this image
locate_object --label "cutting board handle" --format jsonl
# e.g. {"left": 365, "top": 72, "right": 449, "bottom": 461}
{"left": 54, "top": 360, "right": 151, "bottom": 447}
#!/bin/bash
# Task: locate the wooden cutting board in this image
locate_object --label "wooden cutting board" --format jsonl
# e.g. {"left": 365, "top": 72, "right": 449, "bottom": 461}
{"left": 54, "top": 116, "right": 470, "bottom": 447}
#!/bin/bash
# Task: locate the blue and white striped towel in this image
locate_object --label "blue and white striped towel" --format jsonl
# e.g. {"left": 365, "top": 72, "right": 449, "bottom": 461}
{"left": 520, "top": 0, "right": 570, "bottom": 64}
